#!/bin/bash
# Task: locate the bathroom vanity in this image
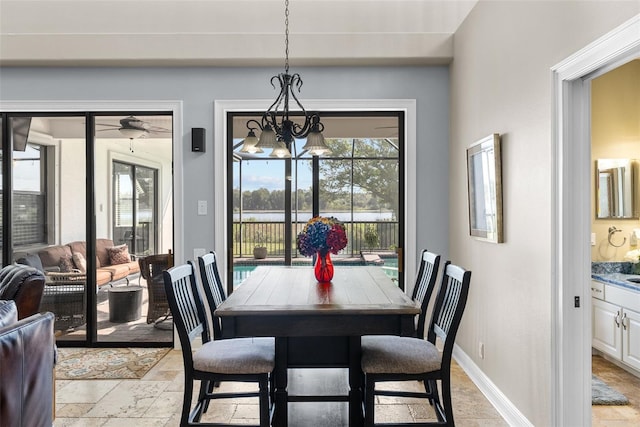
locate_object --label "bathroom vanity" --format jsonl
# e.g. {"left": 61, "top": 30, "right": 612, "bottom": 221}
{"left": 591, "top": 270, "right": 640, "bottom": 373}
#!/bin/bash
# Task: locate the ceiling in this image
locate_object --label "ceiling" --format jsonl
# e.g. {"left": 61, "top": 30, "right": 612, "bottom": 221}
{"left": 0, "top": 0, "right": 478, "bottom": 67}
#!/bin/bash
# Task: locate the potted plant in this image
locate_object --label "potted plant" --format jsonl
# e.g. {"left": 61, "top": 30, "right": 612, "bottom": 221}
{"left": 253, "top": 231, "right": 267, "bottom": 259}
{"left": 364, "top": 225, "right": 379, "bottom": 253}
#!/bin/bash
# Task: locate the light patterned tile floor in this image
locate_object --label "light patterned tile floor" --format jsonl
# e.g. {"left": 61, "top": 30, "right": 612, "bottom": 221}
{"left": 54, "top": 350, "right": 507, "bottom": 426}
{"left": 55, "top": 350, "right": 640, "bottom": 426}
{"left": 592, "top": 355, "right": 640, "bottom": 427}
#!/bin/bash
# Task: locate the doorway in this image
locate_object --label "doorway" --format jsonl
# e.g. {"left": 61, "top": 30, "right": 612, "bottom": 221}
{"left": 552, "top": 15, "right": 640, "bottom": 426}
{"left": 1, "top": 107, "right": 178, "bottom": 348}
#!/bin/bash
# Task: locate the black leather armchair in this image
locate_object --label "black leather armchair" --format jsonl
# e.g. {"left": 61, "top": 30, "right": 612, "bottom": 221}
{"left": 0, "top": 264, "right": 46, "bottom": 320}
{"left": 0, "top": 300, "right": 56, "bottom": 427}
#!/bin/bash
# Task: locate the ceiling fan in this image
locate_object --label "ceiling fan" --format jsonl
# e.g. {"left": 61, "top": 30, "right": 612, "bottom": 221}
{"left": 96, "top": 115, "right": 172, "bottom": 152}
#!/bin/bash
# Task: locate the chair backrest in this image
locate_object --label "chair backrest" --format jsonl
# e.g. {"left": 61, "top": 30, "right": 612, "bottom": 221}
{"left": 139, "top": 250, "right": 174, "bottom": 281}
{"left": 163, "top": 263, "right": 210, "bottom": 368}
{"left": 426, "top": 261, "right": 471, "bottom": 366}
{"left": 197, "top": 251, "right": 226, "bottom": 339}
{"left": 411, "top": 250, "right": 441, "bottom": 339}
{"left": 0, "top": 264, "right": 46, "bottom": 320}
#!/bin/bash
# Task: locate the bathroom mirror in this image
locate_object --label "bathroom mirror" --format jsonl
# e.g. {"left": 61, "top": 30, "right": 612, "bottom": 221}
{"left": 596, "top": 159, "right": 638, "bottom": 219}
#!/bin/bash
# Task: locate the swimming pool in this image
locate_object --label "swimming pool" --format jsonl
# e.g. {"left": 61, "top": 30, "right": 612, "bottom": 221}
{"left": 233, "top": 265, "right": 257, "bottom": 288}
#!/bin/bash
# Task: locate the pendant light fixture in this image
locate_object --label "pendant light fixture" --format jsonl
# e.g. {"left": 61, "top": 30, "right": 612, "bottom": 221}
{"left": 240, "top": 0, "right": 330, "bottom": 157}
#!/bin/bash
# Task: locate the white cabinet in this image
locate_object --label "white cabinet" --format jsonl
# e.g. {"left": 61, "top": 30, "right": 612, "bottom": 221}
{"left": 592, "top": 281, "right": 640, "bottom": 372}
{"left": 592, "top": 298, "right": 622, "bottom": 359}
{"left": 622, "top": 307, "right": 640, "bottom": 371}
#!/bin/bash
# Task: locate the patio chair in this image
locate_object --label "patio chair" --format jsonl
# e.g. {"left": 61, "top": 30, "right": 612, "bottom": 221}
{"left": 163, "top": 263, "right": 274, "bottom": 426}
{"left": 361, "top": 261, "right": 471, "bottom": 426}
{"left": 138, "top": 250, "right": 173, "bottom": 327}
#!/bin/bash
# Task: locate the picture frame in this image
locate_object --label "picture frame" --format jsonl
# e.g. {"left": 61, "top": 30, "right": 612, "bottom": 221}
{"left": 467, "top": 133, "right": 503, "bottom": 243}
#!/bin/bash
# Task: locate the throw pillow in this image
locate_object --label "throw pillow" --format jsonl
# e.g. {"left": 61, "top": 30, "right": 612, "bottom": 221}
{"left": 58, "top": 255, "right": 75, "bottom": 272}
{"left": 72, "top": 252, "right": 87, "bottom": 273}
{"left": 16, "top": 253, "right": 44, "bottom": 272}
{"left": 107, "top": 244, "right": 131, "bottom": 265}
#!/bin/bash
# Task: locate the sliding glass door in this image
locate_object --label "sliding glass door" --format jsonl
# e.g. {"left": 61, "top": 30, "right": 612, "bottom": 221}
{"left": 1, "top": 112, "right": 173, "bottom": 347}
{"left": 227, "top": 111, "right": 405, "bottom": 293}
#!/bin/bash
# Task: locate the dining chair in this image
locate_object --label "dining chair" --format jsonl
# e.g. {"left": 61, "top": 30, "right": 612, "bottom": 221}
{"left": 359, "top": 249, "right": 441, "bottom": 407}
{"left": 360, "top": 261, "right": 472, "bottom": 426}
{"left": 163, "top": 263, "right": 275, "bottom": 427}
{"left": 196, "top": 251, "right": 276, "bottom": 405}
{"left": 411, "top": 250, "right": 441, "bottom": 339}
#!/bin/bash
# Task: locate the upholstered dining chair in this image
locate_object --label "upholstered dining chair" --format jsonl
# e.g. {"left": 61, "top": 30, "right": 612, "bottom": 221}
{"left": 196, "top": 251, "right": 276, "bottom": 409}
{"left": 163, "top": 263, "right": 274, "bottom": 427}
{"left": 411, "top": 250, "right": 441, "bottom": 339}
{"left": 360, "top": 261, "right": 471, "bottom": 426}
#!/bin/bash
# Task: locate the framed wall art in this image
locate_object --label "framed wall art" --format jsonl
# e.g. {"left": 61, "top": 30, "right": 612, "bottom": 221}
{"left": 467, "top": 133, "right": 503, "bottom": 243}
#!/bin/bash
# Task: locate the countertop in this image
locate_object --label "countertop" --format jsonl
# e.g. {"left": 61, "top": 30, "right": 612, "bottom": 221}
{"left": 591, "top": 272, "right": 640, "bottom": 292}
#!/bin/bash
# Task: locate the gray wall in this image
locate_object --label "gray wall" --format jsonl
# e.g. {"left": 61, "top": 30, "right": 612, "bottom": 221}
{"left": 0, "top": 66, "right": 450, "bottom": 270}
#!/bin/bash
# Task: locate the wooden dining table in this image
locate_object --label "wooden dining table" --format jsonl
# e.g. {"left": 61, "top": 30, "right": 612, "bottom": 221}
{"left": 214, "top": 265, "right": 419, "bottom": 427}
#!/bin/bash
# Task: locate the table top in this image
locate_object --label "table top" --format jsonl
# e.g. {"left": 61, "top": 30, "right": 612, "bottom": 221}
{"left": 215, "top": 266, "right": 419, "bottom": 317}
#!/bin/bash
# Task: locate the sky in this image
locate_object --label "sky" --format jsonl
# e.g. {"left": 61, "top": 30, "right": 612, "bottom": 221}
{"left": 233, "top": 138, "right": 314, "bottom": 192}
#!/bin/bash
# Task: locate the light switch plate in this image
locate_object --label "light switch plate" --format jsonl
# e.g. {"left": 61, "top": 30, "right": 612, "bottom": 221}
{"left": 591, "top": 233, "right": 596, "bottom": 246}
{"left": 197, "top": 200, "right": 207, "bottom": 215}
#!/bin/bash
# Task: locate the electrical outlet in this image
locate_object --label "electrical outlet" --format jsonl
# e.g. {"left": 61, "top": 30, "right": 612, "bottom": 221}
{"left": 479, "top": 342, "right": 485, "bottom": 359}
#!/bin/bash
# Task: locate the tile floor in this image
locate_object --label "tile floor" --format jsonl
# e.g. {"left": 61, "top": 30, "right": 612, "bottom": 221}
{"left": 54, "top": 351, "right": 508, "bottom": 426}
{"left": 60, "top": 281, "right": 173, "bottom": 344}
{"left": 54, "top": 350, "right": 640, "bottom": 426}
{"left": 592, "top": 355, "right": 640, "bottom": 426}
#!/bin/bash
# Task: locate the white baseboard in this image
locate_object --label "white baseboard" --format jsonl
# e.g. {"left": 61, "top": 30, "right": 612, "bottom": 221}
{"left": 453, "top": 344, "right": 533, "bottom": 426}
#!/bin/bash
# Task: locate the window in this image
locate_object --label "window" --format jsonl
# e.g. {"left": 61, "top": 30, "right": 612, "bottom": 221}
{"left": 112, "top": 161, "right": 158, "bottom": 255}
{"left": 13, "top": 143, "right": 47, "bottom": 247}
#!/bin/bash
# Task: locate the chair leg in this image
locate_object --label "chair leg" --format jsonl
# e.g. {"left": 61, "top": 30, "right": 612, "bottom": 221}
{"left": 192, "top": 380, "right": 209, "bottom": 422}
{"left": 423, "top": 379, "right": 437, "bottom": 406}
{"left": 259, "top": 375, "right": 270, "bottom": 427}
{"left": 181, "top": 375, "right": 194, "bottom": 426}
{"left": 269, "top": 372, "right": 275, "bottom": 406}
{"left": 441, "top": 373, "right": 455, "bottom": 427}
{"left": 364, "top": 375, "right": 375, "bottom": 427}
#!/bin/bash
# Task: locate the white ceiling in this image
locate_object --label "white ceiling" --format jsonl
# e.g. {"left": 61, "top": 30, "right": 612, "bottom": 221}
{"left": 0, "top": 0, "right": 478, "bottom": 66}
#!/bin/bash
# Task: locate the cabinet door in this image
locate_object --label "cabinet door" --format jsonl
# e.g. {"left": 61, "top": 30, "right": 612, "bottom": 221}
{"left": 592, "top": 298, "right": 622, "bottom": 359}
{"left": 622, "top": 308, "right": 640, "bottom": 371}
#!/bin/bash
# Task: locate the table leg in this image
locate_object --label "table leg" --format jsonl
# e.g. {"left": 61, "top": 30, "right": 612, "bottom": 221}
{"left": 349, "top": 336, "right": 364, "bottom": 427}
{"left": 274, "top": 337, "right": 288, "bottom": 427}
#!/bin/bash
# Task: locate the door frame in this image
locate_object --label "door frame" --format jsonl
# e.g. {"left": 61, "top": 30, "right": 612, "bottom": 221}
{"left": 551, "top": 15, "right": 639, "bottom": 426}
{"left": 214, "top": 99, "right": 417, "bottom": 292}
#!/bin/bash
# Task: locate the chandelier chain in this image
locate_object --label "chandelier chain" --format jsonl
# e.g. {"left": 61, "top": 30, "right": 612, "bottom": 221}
{"left": 284, "top": 0, "right": 290, "bottom": 73}
{"left": 240, "top": 0, "right": 329, "bottom": 157}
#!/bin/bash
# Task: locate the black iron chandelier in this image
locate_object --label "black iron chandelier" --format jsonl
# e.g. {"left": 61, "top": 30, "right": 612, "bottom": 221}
{"left": 240, "top": 0, "right": 330, "bottom": 158}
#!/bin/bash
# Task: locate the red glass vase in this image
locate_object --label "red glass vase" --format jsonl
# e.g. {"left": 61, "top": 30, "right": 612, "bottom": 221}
{"left": 314, "top": 251, "right": 334, "bottom": 282}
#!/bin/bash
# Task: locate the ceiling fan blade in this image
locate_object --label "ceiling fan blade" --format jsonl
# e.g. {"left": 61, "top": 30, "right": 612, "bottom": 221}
{"left": 95, "top": 123, "right": 121, "bottom": 128}
{"left": 146, "top": 126, "right": 172, "bottom": 134}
